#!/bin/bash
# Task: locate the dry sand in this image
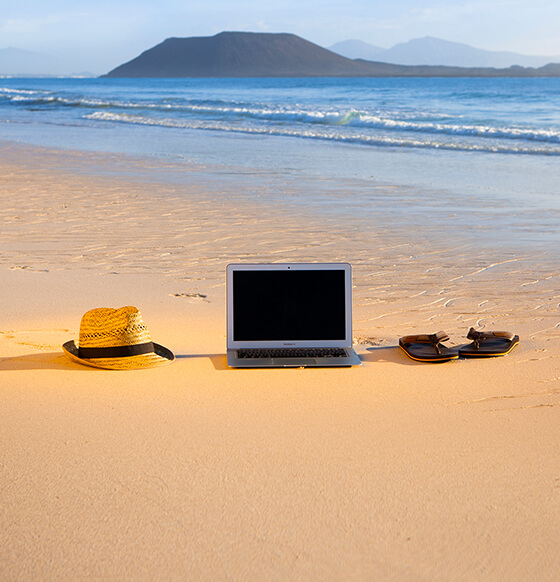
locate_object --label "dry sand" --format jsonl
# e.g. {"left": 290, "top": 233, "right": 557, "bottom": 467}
{"left": 1, "top": 141, "right": 559, "bottom": 580}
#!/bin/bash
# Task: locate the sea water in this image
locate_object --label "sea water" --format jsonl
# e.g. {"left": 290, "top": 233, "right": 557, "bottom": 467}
{"left": 1, "top": 77, "right": 560, "bottom": 247}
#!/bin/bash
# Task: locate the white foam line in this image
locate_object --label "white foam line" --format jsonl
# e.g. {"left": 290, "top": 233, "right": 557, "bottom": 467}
{"left": 449, "top": 258, "right": 523, "bottom": 282}
{"left": 366, "top": 310, "right": 408, "bottom": 321}
{"left": 530, "top": 321, "right": 560, "bottom": 338}
{"left": 363, "top": 284, "right": 399, "bottom": 291}
{"left": 85, "top": 112, "right": 560, "bottom": 156}
{"left": 78, "top": 105, "right": 560, "bottom": 143}
{"left": 418, "top": 297, "right": 447, "bottom": 310}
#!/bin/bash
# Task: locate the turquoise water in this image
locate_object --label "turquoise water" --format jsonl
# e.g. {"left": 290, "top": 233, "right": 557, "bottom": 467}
{"left": 2, "top": 77, "right": 560, "bottom": 155}
{"left": 1, "top": 77, "right": 560, "bottom": 246}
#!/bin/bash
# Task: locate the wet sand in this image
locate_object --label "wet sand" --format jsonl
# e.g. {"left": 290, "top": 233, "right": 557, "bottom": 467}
{"left": 1, "top": 141, "right": 559, "bottom": 580}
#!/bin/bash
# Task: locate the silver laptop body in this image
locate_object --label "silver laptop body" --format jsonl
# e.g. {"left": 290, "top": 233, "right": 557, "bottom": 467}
{"left": 226, "top": 262, "right": 361, "bottom": 368}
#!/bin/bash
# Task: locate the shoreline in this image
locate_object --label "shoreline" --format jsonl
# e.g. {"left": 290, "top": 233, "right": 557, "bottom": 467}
{"left": 1, "top": 141, "right": 560, "bottom": 580}
{"left": 2, "top": 140, "right": 559, "bottom": 337}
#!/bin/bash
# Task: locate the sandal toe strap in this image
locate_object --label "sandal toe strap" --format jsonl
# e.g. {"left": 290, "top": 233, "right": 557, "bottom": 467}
{"left": 466, "top": 328, "right": 515, "bottom": 349}
{"left": 400, "top": 331, "right": 450, "bottom": 355}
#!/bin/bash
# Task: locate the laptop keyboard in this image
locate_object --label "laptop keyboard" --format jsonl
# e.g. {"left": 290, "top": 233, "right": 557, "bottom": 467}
{"left": 237, "top": 348, "right": 347, "bottom": 359}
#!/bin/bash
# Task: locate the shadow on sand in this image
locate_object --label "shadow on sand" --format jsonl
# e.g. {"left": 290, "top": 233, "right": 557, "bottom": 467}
{"left": 1, "top": 349, "right": 420, "bottom": 371}
{"left": 1, "top": 352, "right": 229, "bottom": 371}
{"left": 359, "top": 345, "right": 421, "bottom": 366}
{"left": 0, "top": 352, "right": 91, "bottom": 371}
{"left": 175, "top": 353, "right": 228, "bottom": 371}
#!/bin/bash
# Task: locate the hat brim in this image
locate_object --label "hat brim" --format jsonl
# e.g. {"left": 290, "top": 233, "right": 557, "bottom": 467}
{"left": 62, "top": 340, "right": 175, "bottom": 370}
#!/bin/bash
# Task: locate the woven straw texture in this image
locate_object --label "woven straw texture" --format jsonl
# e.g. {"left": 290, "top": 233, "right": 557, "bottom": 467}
{"left": 62, "top": 306, "right": 174, "bottom": 370}
{"left": 79, "top": 306, "right": 152, "bottom": 348}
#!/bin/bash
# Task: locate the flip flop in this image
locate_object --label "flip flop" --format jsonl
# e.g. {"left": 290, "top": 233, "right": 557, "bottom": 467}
{"left": 459, "top": 328, "right": 520, "bottom": 358}
{"left": 399, "top": 331, "right": 459, "bottom": 362}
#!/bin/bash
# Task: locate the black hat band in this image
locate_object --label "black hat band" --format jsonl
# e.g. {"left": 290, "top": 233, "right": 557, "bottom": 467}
{"left": 78, "top": 342, "right": 155, "bottom": 359}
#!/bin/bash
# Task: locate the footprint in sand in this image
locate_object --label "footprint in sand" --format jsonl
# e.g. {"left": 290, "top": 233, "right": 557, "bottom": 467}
{"left": 354, "top": 335, "right": 390, "bottom": 347}
{"left": 9, "top": 265, "right": 49, "bottom": 273}
{"left": 171, "top": 292, "right": 209, "bottom": 302}
{"left": 0, "top": 329, "right": 71, "bottom": 351}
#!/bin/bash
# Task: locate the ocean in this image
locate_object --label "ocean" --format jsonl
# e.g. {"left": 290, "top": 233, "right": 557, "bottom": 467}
{"left": 2, "top": 76, "right": 560, "bottom": 248}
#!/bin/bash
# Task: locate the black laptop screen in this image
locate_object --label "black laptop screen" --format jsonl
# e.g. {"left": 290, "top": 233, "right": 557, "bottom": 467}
{"left": 232, "top": 269, "right": 347, "bottom": 341}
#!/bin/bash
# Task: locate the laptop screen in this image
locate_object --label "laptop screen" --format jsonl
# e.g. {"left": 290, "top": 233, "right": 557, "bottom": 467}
{"left": 232, "top": 268, "right": 347, "bottom": 342}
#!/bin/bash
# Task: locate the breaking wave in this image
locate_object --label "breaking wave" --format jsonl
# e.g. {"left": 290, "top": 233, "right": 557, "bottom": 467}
{"left": 2, "top": 78, "right": 560, "bottom": 156}
{"left": 85, "top": 110, "right": 560, "bottom": 155}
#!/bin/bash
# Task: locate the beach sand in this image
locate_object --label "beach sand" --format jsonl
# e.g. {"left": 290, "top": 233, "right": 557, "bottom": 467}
{"left": 1, "top": 141, "right": 559, "bottom": 580}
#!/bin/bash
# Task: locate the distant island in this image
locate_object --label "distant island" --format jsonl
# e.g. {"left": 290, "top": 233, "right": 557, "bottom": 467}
{"left": 329, "top": 37, "right": 560, "bottom": 69}
{"left": 103, "top": 32, "right": 560, "bottom": 78}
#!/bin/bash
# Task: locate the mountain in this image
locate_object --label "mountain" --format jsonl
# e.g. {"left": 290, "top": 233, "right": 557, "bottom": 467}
{"left": 328, "top": 40, "right": 385, "bottom": 61}
{"left": 0, "top": 47, "right": 61, "bottom": 76}
{"left": 103, "top": 32, "right": 560, "bottom": 78}
{"left": 104, "top": 32, "right": 376, "bottom": 78}
{"left": 330, "top": 36, "right": 560, "bottom": 68}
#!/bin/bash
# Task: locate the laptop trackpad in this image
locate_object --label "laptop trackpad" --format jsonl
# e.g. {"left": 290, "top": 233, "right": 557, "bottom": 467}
{"left": 273, "top": 358, "right": 316, "bottom": 367}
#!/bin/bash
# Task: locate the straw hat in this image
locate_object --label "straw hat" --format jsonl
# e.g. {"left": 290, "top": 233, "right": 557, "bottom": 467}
{"left": 62, "top": 306, "right": 174, "bottom": 370}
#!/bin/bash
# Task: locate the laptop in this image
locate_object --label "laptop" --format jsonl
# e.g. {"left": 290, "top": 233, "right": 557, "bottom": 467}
{"left": 226, "top": 262, "right": 361, "bottom": 368}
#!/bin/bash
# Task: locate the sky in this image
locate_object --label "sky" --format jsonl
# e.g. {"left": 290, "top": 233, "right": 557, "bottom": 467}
{"left": 2, "top": 0, "right": 560, "bottom": 74}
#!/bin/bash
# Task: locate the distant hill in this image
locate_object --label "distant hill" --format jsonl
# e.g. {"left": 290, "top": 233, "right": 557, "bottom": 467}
{"left": 330, "top": 36, "right": 560, "bottom": 68}
{"left": 104, "top": 32, "right": 374, "bottom": 78}
{"left": 0, "top": 47, "right": 95, "bottom": 77}
{"left": 103, "top": 32, "right": 560, "bottom": 78}
{"left": 0, "top": 47, "right": 60, "bottom": 76}
{"left": 329, "top": 40, "right": 386, "bottom": 62}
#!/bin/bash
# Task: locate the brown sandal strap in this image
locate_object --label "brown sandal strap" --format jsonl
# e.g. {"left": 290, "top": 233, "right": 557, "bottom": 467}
{"left": 400, "top": 331, "right": 449, "bottom": 355}
{"left": 466, "top": 328, "right": 515, "bottom": 349}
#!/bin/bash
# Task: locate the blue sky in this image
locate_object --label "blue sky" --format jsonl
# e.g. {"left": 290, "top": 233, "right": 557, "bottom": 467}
{"left": 2, "top": 0, "right": 560, "bottom": 73}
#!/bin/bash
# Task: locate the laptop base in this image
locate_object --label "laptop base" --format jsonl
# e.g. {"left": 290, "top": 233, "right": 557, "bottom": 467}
{"left": 227, "top": 349, "right": 361, "bottom": 368}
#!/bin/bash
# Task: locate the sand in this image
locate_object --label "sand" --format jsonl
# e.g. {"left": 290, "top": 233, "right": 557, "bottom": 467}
{"left": 1, "top": 141, "right": 559, "bottom": 580}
